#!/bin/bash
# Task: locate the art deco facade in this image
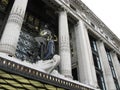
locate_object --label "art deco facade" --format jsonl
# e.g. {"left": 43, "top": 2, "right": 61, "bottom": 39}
{"left": 0, "top": 0, "right": 120, "bottom": 90}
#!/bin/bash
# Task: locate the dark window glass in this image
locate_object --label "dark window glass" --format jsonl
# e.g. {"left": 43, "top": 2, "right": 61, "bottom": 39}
{"left": 105, "top": 49, "right": 120, "bottom": 90}
{"left": 96, "top": 73, "right": 106, "bottom": 90}
{"left": 89, "top": 37, "right": 97, "bottom": 52}
{"left": 89, "top": 35, "right": 106, "bottom": 90}
{"left": 93, "top": 54, "right": 102, "bottom": 69}
{"left": 72, "top": 68, "right": 78, "bottom": 80}
{"left": 118, "top": 57, "right": 120, "bottom": 64}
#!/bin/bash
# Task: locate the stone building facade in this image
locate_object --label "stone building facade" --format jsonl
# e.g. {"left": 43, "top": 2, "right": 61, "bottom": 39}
{"left": 0, "top": 0, "right": 119, "bottom": 90}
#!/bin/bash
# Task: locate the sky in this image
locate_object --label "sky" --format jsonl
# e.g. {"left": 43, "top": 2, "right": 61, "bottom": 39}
{"left": 81, "top": 0, "right": 120, "bottom": 39}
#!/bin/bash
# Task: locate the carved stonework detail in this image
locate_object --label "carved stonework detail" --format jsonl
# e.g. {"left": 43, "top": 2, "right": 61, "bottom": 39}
{"left": 0, "top": 44, "right": 16, "bottom": 50}
{"left": 63, "top": 0, "right": 69, "bottom": 4}
{"left": 8, "top": 7, "right": 24, "bottom": 27}
{"left": 0, "top": 44, "right": 16, "bottom": 55}
{"left": 60, "top": 43, "right": 70, "bottom": 52}
{"left": 60, "top": 36, "right": 70, "bottom": 52}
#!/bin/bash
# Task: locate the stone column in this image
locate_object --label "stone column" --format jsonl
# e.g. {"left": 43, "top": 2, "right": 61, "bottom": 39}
{"left": 75, "top": 20, "right": 98, "bottom": 88}
{"left": 58, "top": 10, "right": 72, "bottom": 79}
{"left": 96, "top": 40, "right": 116, "bottom": 90}
{"left": 111, "top": 52, "right": 120, "bottom": 85}
{"left": 0, "top": 0, "right": 28, "bottom": 55}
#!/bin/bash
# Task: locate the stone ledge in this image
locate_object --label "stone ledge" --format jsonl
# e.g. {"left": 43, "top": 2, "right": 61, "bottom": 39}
{"left": 0, "top": 52, "right": 95, "bottom": 90}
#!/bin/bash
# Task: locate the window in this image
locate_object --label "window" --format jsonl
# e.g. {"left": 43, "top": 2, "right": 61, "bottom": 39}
{"left": 72, "top": 68, "right": 78, "bottom": 80}
{"left": 93, "top": 54, "right": 101, "bottom": 69}
{"left": 105, "top": 49, "right": 120, "bottom": 90}
{"left": 96, "top": 73, "right": 106, "bottom": 90}
{"left": 118, "top": 57, "right": 120, "bottom": 64}
{"left": 89, "top": 35, "right": 106, "bottom": 90}
{"left": 89, "top": 36, "right": 97, "bottom": 52}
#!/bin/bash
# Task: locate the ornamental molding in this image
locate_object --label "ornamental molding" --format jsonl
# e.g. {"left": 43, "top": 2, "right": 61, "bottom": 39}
{"left": 8, "top": 6, "right": 24, "bottom": 27}
{"left": 0, "top": 55, "right": 94, "bottom": 90}
{"left": 59, "top": 36, "right": 70, "bottom": 52}
{"left": 60, "top": 43, "right": 70, "bottom": 52}
{"left": 0, "top": 43, "right": 16, "bottom": 50}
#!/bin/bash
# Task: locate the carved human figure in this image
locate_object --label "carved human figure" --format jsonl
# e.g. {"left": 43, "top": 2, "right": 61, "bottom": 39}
{"left": 44, "top": 36, "right": 55, "bottom": 60}
{"left": 35, "top": 25, "right": 57, "bottom": 60}
{"left": 35, "top": 36, "right": 47, "bottom": 59}
{"left": 37, "top": 55, "right": 60, "bottom": 73}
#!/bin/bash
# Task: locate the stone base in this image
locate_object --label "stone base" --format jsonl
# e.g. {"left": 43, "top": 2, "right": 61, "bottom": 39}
{"left": 64, "top": 75, "right": 73, "bottom": 79}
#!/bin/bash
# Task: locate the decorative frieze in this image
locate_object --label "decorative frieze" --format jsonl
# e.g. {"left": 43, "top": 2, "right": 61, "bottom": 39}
{"left": 0, "top": 56, "right": 94, "bottom": 90}
{"left": 8, "top": 11, "right": 24, "bottom": 27}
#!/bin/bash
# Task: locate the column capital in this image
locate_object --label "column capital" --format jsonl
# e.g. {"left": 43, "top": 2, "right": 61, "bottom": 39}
{"left": 76, "top": 19, "right": 84, "bottom": 25}
{"left": 56, "top": 6, "right": 68, "bottom": 14}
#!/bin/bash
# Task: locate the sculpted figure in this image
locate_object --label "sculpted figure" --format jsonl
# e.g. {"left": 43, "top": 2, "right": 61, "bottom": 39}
{"left": 35, "top": 25, "right": 57, "bottom": 60}
{"left": 35, "top": 36, "right": 47, "bottom": 59}
{"left": 37, "top": 55, "right": 60, "bottom": 73}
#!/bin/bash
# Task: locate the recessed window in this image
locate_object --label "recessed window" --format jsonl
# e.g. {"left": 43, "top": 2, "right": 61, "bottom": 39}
{"left": 89, "top": 35, "right": 106, "bottom": 90}
{"left": 105, "top": 49, "right": 120, "bottom": 89}
{"left": 89, "top": 36, "right": 97, "bottom": 52}
{"left": 96, "top": 73, "right": 106, "bottom": 90}
{"left": 118, "top": 57, "right": 120, "bottom": 64}
{"left": 72, "top": 68, "right": 78, "bottom": 80}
